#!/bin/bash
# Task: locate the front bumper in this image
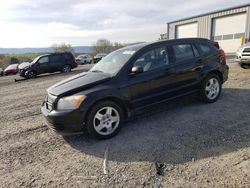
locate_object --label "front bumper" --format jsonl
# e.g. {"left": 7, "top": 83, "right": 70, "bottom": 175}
{"left": 41, "top": 104, "right": 86, "bottom": 135}
{"left": 235, "top": 55, "right": 250, "bottom": 64}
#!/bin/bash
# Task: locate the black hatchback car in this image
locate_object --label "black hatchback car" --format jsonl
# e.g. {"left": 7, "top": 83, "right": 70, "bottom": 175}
{"left": 41, "top": 38, "right": 229, "bottom": 139}
{"left": 20, "top": 52, "right": 77, "bottom": 79}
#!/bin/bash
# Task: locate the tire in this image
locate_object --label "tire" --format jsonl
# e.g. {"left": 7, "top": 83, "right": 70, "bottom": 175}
{"left": 200, "top": 74, "right": 222, "bottom": 103}
{"left": 240, "top": 64, "right": 249, "bottom": 69}
{"left": 62, "top": 65, "right": 71, "bottom": 73}
{"left": 26, "top": 71, "right": 36, "bottom": 79}
{"left": 86, "top": 101, "right": 124, "bottom": 139}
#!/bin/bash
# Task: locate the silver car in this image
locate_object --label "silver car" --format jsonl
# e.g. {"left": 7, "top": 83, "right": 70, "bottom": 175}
{"left": 235, "top": 42, "right": 250, "bottom": 67}
{"left": 76, "top": 54, "right": 93, "bottom": 64}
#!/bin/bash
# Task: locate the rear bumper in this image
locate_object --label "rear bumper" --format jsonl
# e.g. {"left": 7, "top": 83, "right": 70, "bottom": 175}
{"left": 222, "top": 64, "right": 229, "bottom": 83}
{"left": 41, "top": 105, "right": 86, "bottom": 135}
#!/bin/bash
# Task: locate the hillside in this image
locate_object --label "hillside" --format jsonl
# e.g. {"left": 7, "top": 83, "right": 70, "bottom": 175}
{"left": 0, "top": 46, "right": 94, "bottom": 54}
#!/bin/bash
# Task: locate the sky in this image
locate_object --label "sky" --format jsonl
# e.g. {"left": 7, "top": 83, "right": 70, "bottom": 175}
{"left": 0, "top": 0, "right": 249, "bottom": 48}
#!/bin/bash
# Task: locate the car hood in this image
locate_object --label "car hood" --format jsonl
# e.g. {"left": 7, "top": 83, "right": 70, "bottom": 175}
{"left": 18, "top": 62, "right": 30, "bottom": 69}
{"left": 47, "top": 71, "right": 111, "bottom": 96}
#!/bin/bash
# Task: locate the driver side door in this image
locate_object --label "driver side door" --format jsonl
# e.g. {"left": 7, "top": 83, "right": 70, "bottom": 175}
{"left": 127, "top": 45, "right": 175, "bottom": 109}
{"left": 36, "top": 56, "right": 49, "bottom": 74}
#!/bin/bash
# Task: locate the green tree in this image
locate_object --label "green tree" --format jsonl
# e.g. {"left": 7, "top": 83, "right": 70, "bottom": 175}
{"left": 10, "top": 57, "right": 19, "bottom": 64}
{"left": 94, "top": 39, "right": 125, "bottom": 54}
{"left": 52, "top": 43, "right": 74, "bottom": 53}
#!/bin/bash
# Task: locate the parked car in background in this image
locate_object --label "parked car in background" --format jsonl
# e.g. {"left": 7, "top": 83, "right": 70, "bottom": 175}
{"left": 19, "top": 52, "right": 77, "bottom": 79}
{"left": 18, "top": 62, "right": 31, "bottom": 73}
{"left": 4, "top": 64, "right": 18, "bottom": 75}
{"left": 76, "top": 54, "right": 93, "bottom": 64}
{"left": 235, "top": 42, "right": 250, "bottom": 68}
{"left": 42, "top": 38, "right": 228, "bottom": 139}
{"left": 0, "top": 68, "right": 3, "bottom": 76}
{"left": 93, "top": 53, "right": 107, "bottom": 63}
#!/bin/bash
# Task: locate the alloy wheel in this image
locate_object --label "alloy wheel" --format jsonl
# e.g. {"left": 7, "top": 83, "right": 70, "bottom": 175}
{"left": 93, "top": 106, "right": 120, "bottom": 136}
{"left": 205, "top": 78, "right": 220, "bottom": 100}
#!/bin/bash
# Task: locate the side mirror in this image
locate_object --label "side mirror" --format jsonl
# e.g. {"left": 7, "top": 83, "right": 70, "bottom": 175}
{"left": 130, "top": 65, "right": 143, "bottom": 75}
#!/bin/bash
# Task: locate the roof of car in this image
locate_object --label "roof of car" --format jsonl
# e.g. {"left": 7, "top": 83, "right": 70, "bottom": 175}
{"left": 122, "top": 38, "right": 210, "bottom": 51}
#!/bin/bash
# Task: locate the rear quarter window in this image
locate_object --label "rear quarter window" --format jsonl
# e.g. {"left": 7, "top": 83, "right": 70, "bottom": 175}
{"left": 198, "top": 43, "right": 217, "bottom": 56}
{"left": 64, "top": 53, "right": 73, "bottom": 63}
{"left": 172, "top": 44, "right": 196, "bottom": 62}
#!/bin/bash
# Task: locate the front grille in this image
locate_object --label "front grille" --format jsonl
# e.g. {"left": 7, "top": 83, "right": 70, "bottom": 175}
{"left": 243, "top": 48, "right": 250, "bottom": 53}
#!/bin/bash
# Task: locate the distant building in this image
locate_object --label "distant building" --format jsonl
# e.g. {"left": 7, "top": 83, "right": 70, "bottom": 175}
{"left": 167, "top": 3, "right": 250, "bottom": 53}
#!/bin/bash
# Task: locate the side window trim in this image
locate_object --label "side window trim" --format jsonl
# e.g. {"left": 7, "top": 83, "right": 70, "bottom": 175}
{"left": 191, "top": 44, "right": 200, "bottom": 57}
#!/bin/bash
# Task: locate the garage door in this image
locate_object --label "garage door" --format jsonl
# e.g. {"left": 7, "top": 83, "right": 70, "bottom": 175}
{"left": 176, "top": 22, "right": 198, "bottom": 39}
{"left": 212, "top": 13, "right": 247, "bottom": 53}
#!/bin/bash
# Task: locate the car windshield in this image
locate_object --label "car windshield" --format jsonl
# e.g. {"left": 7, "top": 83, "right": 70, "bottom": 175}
{"left": 31, "top": 56, "right": 42, "bottom": 64}
{"left": 90, "top": 49, "right": 136, "bottom": 75}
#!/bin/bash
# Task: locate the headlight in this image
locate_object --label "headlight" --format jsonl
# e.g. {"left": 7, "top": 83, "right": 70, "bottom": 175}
{"left": 57, "top": 95, "right": 86, "bottom": 110}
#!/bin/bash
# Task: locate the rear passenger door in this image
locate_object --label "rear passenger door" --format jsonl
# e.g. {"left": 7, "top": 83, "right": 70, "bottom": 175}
{"left": 171, "top": 43, "right": 201, "bottom": 93}
{"left": 49, "top": 55, "right": 64, "bottom": 72}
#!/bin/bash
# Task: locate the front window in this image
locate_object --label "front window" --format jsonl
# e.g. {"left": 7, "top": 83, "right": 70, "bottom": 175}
{"left": 90, "top": 49, "right": 136, "bottom": 75}
{"left": 134, "top": 46, "right": 169, "bottom": 72}
{"left": 38, "top": 57, "right": 49, "bottom": 64}
{"left": 31, "top": 56, "right": 40, "bottom": 64}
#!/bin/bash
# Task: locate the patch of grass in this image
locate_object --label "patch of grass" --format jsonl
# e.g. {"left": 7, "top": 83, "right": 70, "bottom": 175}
{"left": 0, "top": 53, "right": 39, "bottom": 69}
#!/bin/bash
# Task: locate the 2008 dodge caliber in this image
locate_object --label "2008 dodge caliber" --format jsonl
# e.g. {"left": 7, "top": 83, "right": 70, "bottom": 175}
{"left": 42, "top": 38, "right": 229, "bottom": 139}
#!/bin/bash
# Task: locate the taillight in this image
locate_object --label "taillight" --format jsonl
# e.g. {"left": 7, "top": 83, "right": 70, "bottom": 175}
{"left": 219, "top": 49, "right": 226, "bottom": 64}
{"left": 213, "top": 41, "right": 226, "bottom": 64}
{"left": 73, "top": 57, "right": 77, "bottom": 65}
{"left": 214, "top": 41, "right": 220, "bottom": 49}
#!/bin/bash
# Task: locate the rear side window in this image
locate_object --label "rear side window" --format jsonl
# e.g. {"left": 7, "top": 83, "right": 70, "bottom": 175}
{"left": 50, "top": 55, "right": 63, "bottom": 64}
{"left": 172, "top": 44, "right": 195, "bottom": 62}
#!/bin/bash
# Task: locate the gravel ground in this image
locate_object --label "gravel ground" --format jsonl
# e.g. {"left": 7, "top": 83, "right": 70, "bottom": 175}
{"left": 0, "top": 62, "right": 249, "bottom": 188}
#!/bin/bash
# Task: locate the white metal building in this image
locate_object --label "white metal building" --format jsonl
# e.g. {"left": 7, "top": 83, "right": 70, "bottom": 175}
{"left": 167, "top": 3, "right": 250, "bottom": 54}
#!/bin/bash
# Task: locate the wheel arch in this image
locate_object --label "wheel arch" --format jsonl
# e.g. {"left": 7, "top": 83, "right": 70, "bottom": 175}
{"left": 84, "top": 96, "right": 130, "bottom": 123}
{"left": 207, "top": 70, "right": 223, "bottom": 83}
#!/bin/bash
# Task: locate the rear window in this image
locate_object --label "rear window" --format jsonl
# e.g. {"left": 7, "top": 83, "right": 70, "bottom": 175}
{"left": 172, "top": 44, "right": 195, "bottom": 62}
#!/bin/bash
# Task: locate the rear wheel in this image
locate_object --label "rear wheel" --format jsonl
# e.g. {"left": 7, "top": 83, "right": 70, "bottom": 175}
{"left": 86, "top": 101, "right": 124, "bottom": 139}
{"left": 200, "top": 74, "right": 221, "bottom": 103}
{"left": 62, "top": 65, "right": 71, "bottom": 73}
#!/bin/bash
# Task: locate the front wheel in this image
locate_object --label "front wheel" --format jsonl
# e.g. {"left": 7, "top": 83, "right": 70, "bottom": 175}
{"left": 26, "top": 71, "right": 36, "bottom": 79}
{"left": 200, "top": 74, "right": 221, "bottom": 103}
{"left": 86, "top": 101, "right": 124, "bottom": 139}
{"left": 240, "top": 64, "right": 249, "bottom": 69}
